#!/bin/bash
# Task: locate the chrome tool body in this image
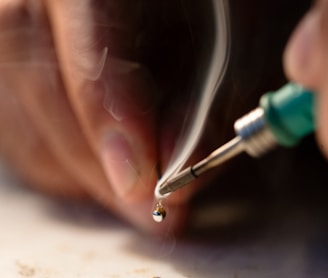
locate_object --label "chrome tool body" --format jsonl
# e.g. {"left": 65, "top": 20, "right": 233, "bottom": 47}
{"left": 159, "top": 83, "right": 315, "bottom": 196}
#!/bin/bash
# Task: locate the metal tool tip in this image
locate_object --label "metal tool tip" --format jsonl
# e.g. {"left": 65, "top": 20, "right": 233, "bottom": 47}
{"left": 158, "top": 167, "right": 197, "bottom": 195}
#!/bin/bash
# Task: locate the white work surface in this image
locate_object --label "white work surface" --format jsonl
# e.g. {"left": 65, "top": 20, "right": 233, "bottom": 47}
{"left": 1, "top": 164, "right": 328, "bottom": 278}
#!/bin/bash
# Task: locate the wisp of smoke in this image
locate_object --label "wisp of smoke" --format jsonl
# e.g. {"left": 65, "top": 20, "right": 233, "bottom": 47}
{"left": 154, "top": 0, "right": 230, "bottom": 200}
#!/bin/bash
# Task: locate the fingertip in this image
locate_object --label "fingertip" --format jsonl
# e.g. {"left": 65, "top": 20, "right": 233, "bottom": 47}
{"left": 283, "top": 8, "right": 322, "bottom": 88}
{"left": 100, "top": 128, "right": 158, "bottom": 203}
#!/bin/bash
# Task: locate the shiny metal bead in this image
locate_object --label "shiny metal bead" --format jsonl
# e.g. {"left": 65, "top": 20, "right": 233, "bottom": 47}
{"left": 152, "top": 205, "right": 166, "bottom": 222}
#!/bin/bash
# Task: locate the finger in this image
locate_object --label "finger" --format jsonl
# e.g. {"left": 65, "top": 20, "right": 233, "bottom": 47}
{"left": 0, "top": 80, "right": 85, "bottom": 198}
{"left": 0, "top": 0, "right": 114, "bottom": 202}
{"left": 44, "top": 0, "right": 159, "bottom": 202}
{"left": 283, "top": 0, "right": 328, "bottom": 158}
{"left": 283, "top": 3, "right": 325, "bottom": 88}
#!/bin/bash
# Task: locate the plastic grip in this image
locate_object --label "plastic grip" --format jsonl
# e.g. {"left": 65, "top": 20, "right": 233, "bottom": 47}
{"left": 259, "top": 83, "right": 315, "bottom": 147}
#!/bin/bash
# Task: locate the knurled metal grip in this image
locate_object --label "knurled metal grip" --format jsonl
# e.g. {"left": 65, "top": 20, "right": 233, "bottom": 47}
{"left": 234, "top": 107, "right": 277, "bottom": 157}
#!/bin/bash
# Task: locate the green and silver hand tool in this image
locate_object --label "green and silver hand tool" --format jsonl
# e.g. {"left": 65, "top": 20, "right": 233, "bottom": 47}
{"left": 159, "top": 83, "right": 315, "bottom": 196}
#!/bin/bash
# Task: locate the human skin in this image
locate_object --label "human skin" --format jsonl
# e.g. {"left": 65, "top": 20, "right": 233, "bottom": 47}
{"left": 284, "top": 0, "right": 328, "bottom": 158}
{"left": 0, "top": 0, "right": 202, "bottom": 235}
{"left": 0, "top": 0, "right": 323, "bottom": 235}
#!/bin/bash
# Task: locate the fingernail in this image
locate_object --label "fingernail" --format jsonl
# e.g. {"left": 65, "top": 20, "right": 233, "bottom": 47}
{"left": 101, "top": 131, "right": 139, "bottom": 197}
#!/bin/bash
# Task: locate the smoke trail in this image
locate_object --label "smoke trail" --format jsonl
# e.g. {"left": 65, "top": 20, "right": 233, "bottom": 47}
{"left": 154, "top": 0, "right": 230, "bottom": 200}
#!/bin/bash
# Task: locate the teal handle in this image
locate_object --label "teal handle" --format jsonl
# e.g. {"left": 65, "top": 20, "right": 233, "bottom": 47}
{"left": 260, "top": 83, "right": 315, "bottom": 147}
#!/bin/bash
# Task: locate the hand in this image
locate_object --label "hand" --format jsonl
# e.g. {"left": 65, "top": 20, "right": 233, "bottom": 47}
{"left": 0, "top": 0, "right": 194, "bottom": 235}
{"left": 1, "top": 0, "right": 312, "bottom": 235}
{"left": 284, "top": 0, "right": 328, "bottom": 157}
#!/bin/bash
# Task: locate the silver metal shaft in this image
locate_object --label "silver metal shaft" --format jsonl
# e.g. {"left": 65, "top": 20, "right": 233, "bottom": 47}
{"left": 158, "top": 107, "right": 278, "bottom": 196}
{"left": 159, "top": 137, "right": 244, "bottom": 195}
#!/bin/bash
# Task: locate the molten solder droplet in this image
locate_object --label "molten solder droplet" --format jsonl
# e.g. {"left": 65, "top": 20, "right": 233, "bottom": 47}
{"left": 152, "top": 204, "right": 166, "bottom": 223}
